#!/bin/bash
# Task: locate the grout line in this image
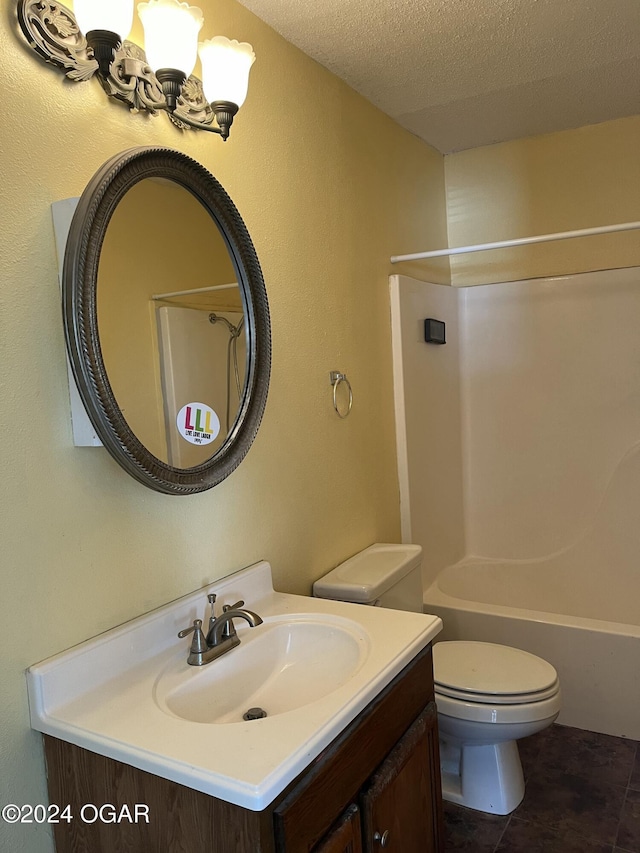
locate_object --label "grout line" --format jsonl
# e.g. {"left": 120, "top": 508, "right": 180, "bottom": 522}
{"left": 612, "top": 786, "right": 631, "bottom": 851}
{"left": 615, "top": 740, "right": 638, "bottom": 851}
{"left": 625, "top": 741, "right": 638, "bottom": 791}
{"left": 492, "top": 814, "right": 511, "bottom": 851}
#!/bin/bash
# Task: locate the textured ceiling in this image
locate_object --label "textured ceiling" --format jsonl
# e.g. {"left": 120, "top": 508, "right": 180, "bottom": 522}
{"left": 238, "top": 0, "right": 640, "bottom": 152}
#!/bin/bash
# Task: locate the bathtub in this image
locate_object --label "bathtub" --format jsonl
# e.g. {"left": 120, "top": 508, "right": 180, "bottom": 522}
{"left": 424, "top": 559, "right": 640, "bottom": 740}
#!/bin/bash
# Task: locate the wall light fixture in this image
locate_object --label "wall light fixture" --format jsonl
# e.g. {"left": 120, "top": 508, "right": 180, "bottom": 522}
{"left": 17, "top": 0, "right": 255, "bottom": 140}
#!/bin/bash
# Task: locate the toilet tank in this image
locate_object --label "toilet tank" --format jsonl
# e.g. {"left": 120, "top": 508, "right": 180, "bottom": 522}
{"left": 313, "top": 544, "right": 423, "bottom": 612}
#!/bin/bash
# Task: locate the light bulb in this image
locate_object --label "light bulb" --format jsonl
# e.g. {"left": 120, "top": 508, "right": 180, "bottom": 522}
{"left": 137, "top": 0, "right": 203, "bottom": 77}
{"left": 73, "top": 0, "right": 134, "bottom": 39}
{"left": 198, "top": 37, "right": 255, "bottom": 108}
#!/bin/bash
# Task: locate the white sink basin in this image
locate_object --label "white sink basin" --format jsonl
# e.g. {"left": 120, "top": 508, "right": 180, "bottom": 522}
{"left": 155, "top": 616, "right": 370, "bottom": 724}
{"left": 27, "top": 561, "right": 442, "bottom": 810}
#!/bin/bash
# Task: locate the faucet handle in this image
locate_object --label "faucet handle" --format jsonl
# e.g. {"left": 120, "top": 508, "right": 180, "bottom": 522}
{"left": 220, "top": 601, "right": 245, "bottom": 640}
{"left": 177, "top": 619, "right": 208, "bottom": 654}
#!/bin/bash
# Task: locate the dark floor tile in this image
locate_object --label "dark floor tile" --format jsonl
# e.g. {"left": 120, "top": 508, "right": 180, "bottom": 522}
{"left": 518, "top": 727, "right": 552, "bottom": 779}
{"left": 495, "top": 817, "right": 613, "bottom": 852}
{"left": 629, "top": 748, "right": 640, "bottom": 792}
{"left": 526, "top": 724, "right": 637, "bottom": 788}
{"left": 616, "top": 789, "right": 640, "bottom": 852}
{"left": 514, "top": 766, "right": 626, "bottom": 845}
{"left": 443, "top": 800, "right": 508, "bottom": 852}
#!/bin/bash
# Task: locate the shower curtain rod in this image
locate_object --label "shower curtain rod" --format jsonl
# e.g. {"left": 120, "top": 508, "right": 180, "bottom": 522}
{"left": 152, "top": 282, "right": 238, "bottom": 300}
{"left": 390, "top": 220, "right": 640, "bottom": 263}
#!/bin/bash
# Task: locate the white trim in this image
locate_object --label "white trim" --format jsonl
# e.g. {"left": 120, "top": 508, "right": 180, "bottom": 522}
{"left": 389, "top": 275, "right": 413, "bottom": 543}
{"left": 390, "top": 220, "right": 640, "bottom": 263}
{"left": 151, "top": 283, "right": 237, "bottom": 300}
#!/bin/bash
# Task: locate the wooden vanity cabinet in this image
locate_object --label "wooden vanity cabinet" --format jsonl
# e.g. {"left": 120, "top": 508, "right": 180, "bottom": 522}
{"left": 313, "top": 805, "right": 363, "bottom": 853}
{"left": 43, "top": 644, "right": 443, "bottom": 853}
{"left": 283, "top": 704, "right": 442, "bottom": 853}
{"left": 313, "top": 703, "right": 442, "bottom": 853}
{"left": 359, "top": 704, "right": 442, "bottom": 853}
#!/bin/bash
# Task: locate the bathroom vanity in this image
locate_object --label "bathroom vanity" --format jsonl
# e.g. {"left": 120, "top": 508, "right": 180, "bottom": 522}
{"left": 28, "top": 562, "right": 443, "bottom": 852}
{"left": 43, "top": 645, "right": 441, "bottom": 851}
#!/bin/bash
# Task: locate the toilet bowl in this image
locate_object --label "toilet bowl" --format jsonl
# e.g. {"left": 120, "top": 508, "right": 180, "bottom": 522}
{"left": 434, "top": 640, "right": 560, "bottom": 814}
{"left": 313, "top": 544, "right": 561, "bottom": 816}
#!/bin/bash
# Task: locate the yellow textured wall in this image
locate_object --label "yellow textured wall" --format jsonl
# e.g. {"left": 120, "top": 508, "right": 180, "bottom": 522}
{"left": 1, "top": 2, "right": 446, "bottom": 850}
{"left": 445, "top": 116, "right": 640, "bottom": 285}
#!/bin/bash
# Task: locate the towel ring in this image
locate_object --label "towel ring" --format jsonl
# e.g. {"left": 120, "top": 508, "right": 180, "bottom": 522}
{"left": 330, "top": 371, "right": 353, "bottom": 419}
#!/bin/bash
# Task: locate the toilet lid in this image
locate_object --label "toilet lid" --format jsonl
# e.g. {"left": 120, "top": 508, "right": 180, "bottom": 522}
{"left": 433, "top": 641, "right": 559, "bottom": 705}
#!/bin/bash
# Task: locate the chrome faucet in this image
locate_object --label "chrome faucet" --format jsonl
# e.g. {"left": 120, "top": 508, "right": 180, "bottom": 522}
{"left": 178, "top": 595, "right": 263, "bottom": 666}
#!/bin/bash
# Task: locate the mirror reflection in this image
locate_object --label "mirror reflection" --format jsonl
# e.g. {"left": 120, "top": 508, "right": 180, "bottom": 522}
{"left": 97, "top": 178, "right": 247, "bottom": 467}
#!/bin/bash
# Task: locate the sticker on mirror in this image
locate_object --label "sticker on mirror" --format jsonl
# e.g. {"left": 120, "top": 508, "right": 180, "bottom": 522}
{"left": 177, "top": 403, "right": 220, "bottom": 445}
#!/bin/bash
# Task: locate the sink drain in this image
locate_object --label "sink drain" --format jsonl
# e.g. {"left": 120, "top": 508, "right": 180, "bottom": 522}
{"left": 243, "top": 707, "right": 268, "bottom": 720}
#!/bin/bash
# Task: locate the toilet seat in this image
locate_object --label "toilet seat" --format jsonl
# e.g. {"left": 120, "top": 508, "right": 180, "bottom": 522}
{"left": 435, "top": 680, "right": 560, "bottom": 705}
{"left": 435, "top": 689, "right": 561, "bottom": 724}
{"left": 433, "top": 640, "right": 559, "bottom": 705}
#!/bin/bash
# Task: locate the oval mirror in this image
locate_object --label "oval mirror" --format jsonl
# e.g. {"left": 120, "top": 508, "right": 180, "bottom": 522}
{"left": 63, "top": 147, "right": 271, "bottom": 494}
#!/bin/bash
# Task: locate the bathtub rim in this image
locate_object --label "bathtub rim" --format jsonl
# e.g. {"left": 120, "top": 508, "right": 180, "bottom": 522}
{"left": 424, "top": 571, "right": 640, "bottom": 641}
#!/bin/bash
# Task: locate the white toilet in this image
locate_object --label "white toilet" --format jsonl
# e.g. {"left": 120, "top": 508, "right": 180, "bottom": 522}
{"left": 313, "top": 544, "right": 561, "bottom": 815}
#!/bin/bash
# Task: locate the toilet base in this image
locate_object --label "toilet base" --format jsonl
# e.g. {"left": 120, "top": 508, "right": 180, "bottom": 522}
{"left": 439, "top": 738, "right": 525, "bottom": 815}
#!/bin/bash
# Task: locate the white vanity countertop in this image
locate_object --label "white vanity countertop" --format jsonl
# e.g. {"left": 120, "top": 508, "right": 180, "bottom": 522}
{"left": 27, "top": 561, "right": 442, "bottom": 811}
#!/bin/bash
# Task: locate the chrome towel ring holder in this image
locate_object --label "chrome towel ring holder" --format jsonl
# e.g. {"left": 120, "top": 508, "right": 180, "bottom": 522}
{"left": 329, "top": 371, "right": 353, "bottom": 419}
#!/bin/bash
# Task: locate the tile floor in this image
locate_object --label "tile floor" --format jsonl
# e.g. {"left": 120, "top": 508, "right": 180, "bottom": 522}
{"left": 443, "top": 724, "right": 640, "bottom": 852}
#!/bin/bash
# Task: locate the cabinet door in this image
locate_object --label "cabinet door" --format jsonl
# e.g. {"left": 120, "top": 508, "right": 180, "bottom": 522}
{"left": 360, "top": 703, "right": 443, "bottom": 853}
{"left": 274, "top": 647, "right": 435, "bottom": 853}
{"left": 313, "top": 804, "right": 363, "bottom": 853}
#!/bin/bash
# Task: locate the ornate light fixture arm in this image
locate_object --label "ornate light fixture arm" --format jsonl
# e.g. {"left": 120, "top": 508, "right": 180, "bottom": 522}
{"left": 16, "top": 0, "right": 231, "bottom": 135}
{"left": 17, "top": 0, "right": 98, "bottom": 81}
{"left": 173, "top": 99, "right": 238, "bottom": 140}
{"left": 103, "top": 42, "right": 165, "bottom": 114}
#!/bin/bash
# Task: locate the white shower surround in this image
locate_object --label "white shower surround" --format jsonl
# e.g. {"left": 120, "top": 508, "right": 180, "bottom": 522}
{"left": 390, "top": 267, "right": 640, "bottom": 740}
{"left": 425, "top": 439, "right": 640, "bottom": 738}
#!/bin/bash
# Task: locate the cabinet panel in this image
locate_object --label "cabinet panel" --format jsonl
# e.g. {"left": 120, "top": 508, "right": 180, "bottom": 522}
{"left": 360, "top": 703, "right": 443, "bottom": 853}
{"left": 43, "top": 737, "right": 276, "bottom": 853}
{"left": 274, "top": 646, "right": 434, "bottom": 852}
{"left": 313, "top": 805, "right": 363, "bottom": 853}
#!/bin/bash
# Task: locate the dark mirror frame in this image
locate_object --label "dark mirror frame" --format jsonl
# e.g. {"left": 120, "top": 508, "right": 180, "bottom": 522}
{"left": 63, "top": 146, "right": 271, "bottom": 495}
